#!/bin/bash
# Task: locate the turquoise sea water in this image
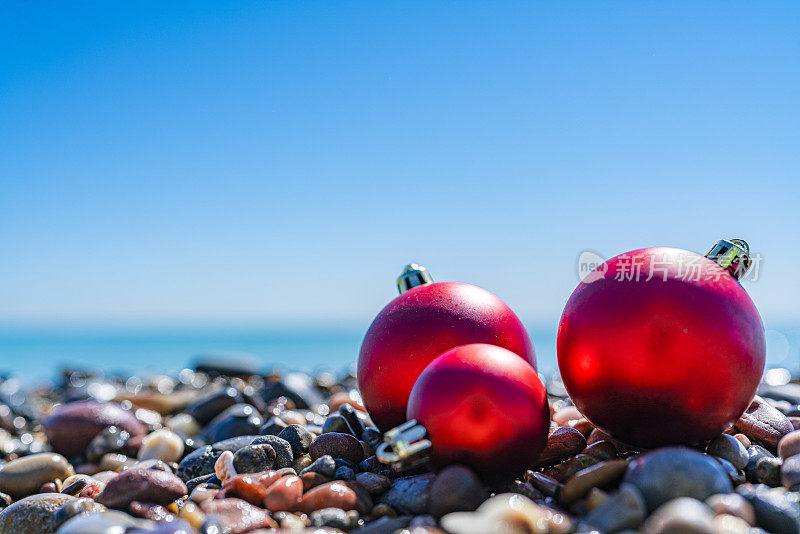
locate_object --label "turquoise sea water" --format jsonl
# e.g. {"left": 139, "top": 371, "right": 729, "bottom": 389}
{"left": 0, "top": 325, "right": 797, "bottom": 384}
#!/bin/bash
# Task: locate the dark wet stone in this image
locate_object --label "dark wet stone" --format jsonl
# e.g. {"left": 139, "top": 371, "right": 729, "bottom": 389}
{"left": 755, "top": 456, "right": 782, "bottom": 486}
{"left": 734, "top": 396, "right": 794, "bottom": 452}
{"left": 277, "top": 424, "right": 314, "bottom": 457}
{"left": 251, "top": 434, "right": 293, "bottom": 469}
{"left": 585, "top": 482, "right": 646, "bottom": 533}
{"left": 185, "top": 473, "right": 217, "bottom": 494}
{"left": 338, "top": 404, "right": 366, "bottom": 437}
{"left": 355, "top": 472, "right": 391, "bottom": 496}
{"left": 746, "top": 444, "right": 775, "bottom": 482}
{"left": 258, "top": 416, "right": 288, "bottom": 436}
{"left": 352, "top": 516, "right": 410, "bottom": 534}
{"left": 260, "top": 373, "right": 322, "bottom": 409}
{"left": 336, "top": 466, "right": 356, "bottom": 480}
{"left": 322, "top": 414, "right": 351, "bottom": 434}
{"left": 737, "top": 483, "right": 800, "bottom": 534}
{"left": 203, "top": 404, "right": 263, "bottom": 443}
{"left": 96, "top": 469, "right": 187, "bottom": 509}
{"left": 361, "top": 428, "right": 382, "bottom": 451}
{"left": 187, "top": 387, "right": 244, "bottom": 426}
{"left": 86, "top": 426, "right": 131, "bottom": 463}
{"left": 706, "top": 433, "right": 749, "bottom": 471}
{"left": 525, "top": 471, "right": 562, "bottom": 498}
{"left": 42, "top": 401, "right": 145, "bottom": 458}
{"left": 622, "top": 447, "right": 732, "bottom": 512}
{"left": 494, "top": 479, "right": 544, "bottom": 501}
{"left": 583, "top": 440, "right": 619, "bottom": 462}
{"left": 309, "top": 507, "right": 358, "bottom": 530}
{"left": 380, "top": 474, "right": 434, "bottom": 515}
{"left": 232, "top": 443, "right": 276, "bottom": 473}
{"left": 53, "top": 497, "right": 105, "bottom": 528}
{"left": 429, "top": 465, "right": 487, "bottom": 518}
{"left": 301, "top": 455, "right": 336, "bottom": 478}
{"left": 60, "top": 479, "right": 88, "bottom": 496}
{"left": 176, "top": 435, "right": 265, "bottom": 481}
{"left": 642, "top": 497, "right": 714, "bottom": 534}
{"left": 0, "top": 495, "right": 10, "bottom": 511}
{"left": 535, "top": 427, "right": 587, "bottom": 467}
{"left": 311, "top": 432, "right": 365, "bottom": 466}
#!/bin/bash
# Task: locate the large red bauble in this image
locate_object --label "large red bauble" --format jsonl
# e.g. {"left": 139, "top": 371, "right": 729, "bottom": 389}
{"left": 558, "top": 247, "right": 766, "bottom": 448}
{"left": 358, "top": 282, "right": 535, "bottom": 431}
{"left": 407, "top": 343, "right": 550, "bottom": 482}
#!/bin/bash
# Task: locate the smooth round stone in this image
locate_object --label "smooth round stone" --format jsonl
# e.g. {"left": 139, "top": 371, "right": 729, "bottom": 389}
{"left": 43, "top": 401, "right": 146, "bottom": 458}
{"left": 85, "top": 426, "right": 131, "bottom": 463}
{"left": 53, "top": 498, "right": 106, "bottom": 527}
{"left": 199, "top": 498, "right": 278, "bottom": 531}
{"left": 187, "top": 387, "right": 245, "bottom": 426}
{"left": 706, "top": 493, "right": 756, "bottom": 526}
{"left": 262, "top": 475, "right": 303, "bottom": 512}
{"left": 736, "top": 484, "right": 800, "bottom": 534}
{"left": 252, "top": 435, "right": 294, "bottom": 469}
{"left": 96, "top": 468, "right": 187, "bottom": 509}
{"left": 299, "top": 481, "right": 373, "bottom": 515}
{"left": 584, "top": 483, "right": 647, "bottom": 533}
{"left": 354, "top": 472, "right": 391, "bottom": 496}
{"left": 560, "top": 459, "right": 628, "bottom": 505}
{"left": 781, "top": 454, "right": 800, "bottom": 490}
{"left": 755, "top": 457, "right": 782, "bottom": 486}
{"left": 56, "top": 510, "right": 145, "bottom": 534}
{"left": 711, "top": 514, "right": 752, "bottom": 534}
{"left": 137, "top": 429, "right": 184, "bottom": 464}
{"left": 0, "top": 493, "right": 74, "bottom": 534}
{"left": 335, "top": 466, "right": 355, "bottom": 481}
{"left": 0, "top": 453, "right": 74, "bottom": 499}
{"left": 232, "top": 443, "right": 277, "bottom": 473}
{"left": 706, "top": 434, "right": 749, "bottom": 471}
{"left": 277, "top": 424, "right": 314, "bottom": 458}
{"left": 642, "top": 497, "right": 714, "bottom": 534}
{"left": 380, "top": 474, "right": 434, "bottom": 515}
{"left": 429, "top": 465, "right": 487, "bottom": 518}
{"left": 582, "top": 440, "right": 619, "bottom": 462}
{"left": 309, "top": 507, "right": 357, "bottom": 530}
{"left": 745, "top": 444, "right": 775, "bottom": 482}
{"left": 534, "top": 426, "right": 587, "bottom": 467}
{"left": 622, "top": 447, "right": 732, "bottom": 512}
{"left": 203, "top": 404, "right": 263, "bottom": 443}
{"left": 778, "top": 430, "right": 800, "bottom": 459}
{"left": 733, "top": 396, "right": 794, "bottom": 452}
{"left": 310, "top": 433, "right": 364, "bottom": 466}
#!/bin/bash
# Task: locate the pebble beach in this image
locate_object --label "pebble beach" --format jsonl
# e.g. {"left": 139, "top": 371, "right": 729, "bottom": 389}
{"left": 0, "top": 361, "right": 798, "bottom": 534}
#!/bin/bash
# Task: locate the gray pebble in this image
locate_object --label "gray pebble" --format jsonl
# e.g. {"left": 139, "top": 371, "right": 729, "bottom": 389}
{"left": 429, "top": 465, "right": 488, "bottom": 518}
{"left": 309, "top": 507, "right": 358, "bottom": 530}
{"left": 380, "top": 474, "right": 435, "bottom": 515}
{"left": 706, "top": 434, "right": 748, "bottom": 471}
{"left": 781, "top": 454, "right": 800, "bottom": 490}
{"left": 585, "top": 482, "right": 647, "bottom": 533}
{"left": 642, "top": 497, "right": 714, "bottom": 534}
{"left": 755, "top": 456, "right": 782, "bottom": 486}
{"left": 335, "top": 466, "right": 356, "bottom": 481}
{"left": 737, "top": 483, "right": 800, "bottom": 534}
{"left": 232, "top": 443, "right": 277, "bottom": 473}
{"left": 301, "top": 455, "right": 336, "bottom": 478}
{"left": 277, "top": 424, "right": 314, "bottom": 457}
{"left": 623, "top": 447, "right": 732, "bottom": 512}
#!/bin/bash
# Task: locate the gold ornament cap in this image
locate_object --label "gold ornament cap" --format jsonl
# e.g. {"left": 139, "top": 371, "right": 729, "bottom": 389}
{"left": 705, "top": 238, "right": 753, "bottom": 280}
{"left": 397, "top": 264, "right": 433, "bottom": 294}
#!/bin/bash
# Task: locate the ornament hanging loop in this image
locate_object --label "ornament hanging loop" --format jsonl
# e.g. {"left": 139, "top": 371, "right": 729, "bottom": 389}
{"left": 397, "top": 264, "right": 433, "bottom": 294}
{"left": 706, "top": 238, "right": 752, "bottom": 280}
{"left": 376, "top": 419, "right": 432, "bottom": 471}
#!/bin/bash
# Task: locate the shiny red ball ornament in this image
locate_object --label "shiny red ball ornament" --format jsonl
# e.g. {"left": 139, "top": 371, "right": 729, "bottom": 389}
{"left": 358, "top": 265, "right": 535, "bottom": 431}
{"left": 406, "top": 343, "right": 549, "bottom": 482}
{"left": 558, "top": 240, "right": 766, "bottom": 448}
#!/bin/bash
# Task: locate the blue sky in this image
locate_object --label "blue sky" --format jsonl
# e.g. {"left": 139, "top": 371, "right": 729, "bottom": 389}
{"left": 1, "top": 2, "right": 798, "bottom": 329}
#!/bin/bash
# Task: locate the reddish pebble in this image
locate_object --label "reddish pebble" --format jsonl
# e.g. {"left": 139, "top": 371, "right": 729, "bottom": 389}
{"left": 301, "top": 471, "right": 331, "bottom": 492}
{"left": 200, "top": 498, "right": 278, "bottom": 533}
{"left": 262, "top": 475, "right": 303, "bottom": 512}
{"left": 96, "top": 468, "right": 187, "bottom": 509}
{"left": 733, "top": 395, "right": 793, "bottom": 451}
{"left": 534, "top": 427, "right": 587, "bottom": 467}
{"left": 223, "top": 471, "right": 281, "bottom": 506}
{"left": 778, "top": 430, "right": 800, "bottom": 459}
{"left": 298, "top": 481, "right": 372, "bottom": 515}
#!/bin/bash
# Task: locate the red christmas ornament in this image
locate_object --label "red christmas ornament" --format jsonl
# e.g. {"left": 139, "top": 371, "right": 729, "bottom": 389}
{"left": 558, "top": 239, "right": 766, "bottom": 448}
{"left": 378, "top": 343, "right": 549, "bottom": 483}
{"left": 358, "top": 264, "right": 536, "bottom": 431}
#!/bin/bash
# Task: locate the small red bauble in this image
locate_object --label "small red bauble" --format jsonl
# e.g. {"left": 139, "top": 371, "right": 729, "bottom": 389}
{"left": 358, "top": 266, "right": 535, "bottom": 431}
{"left": 406, "top": 343, "right": 549, "bottom": 482}
{"left": 558, "top": 244, "right": 765, "bottom": 448}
